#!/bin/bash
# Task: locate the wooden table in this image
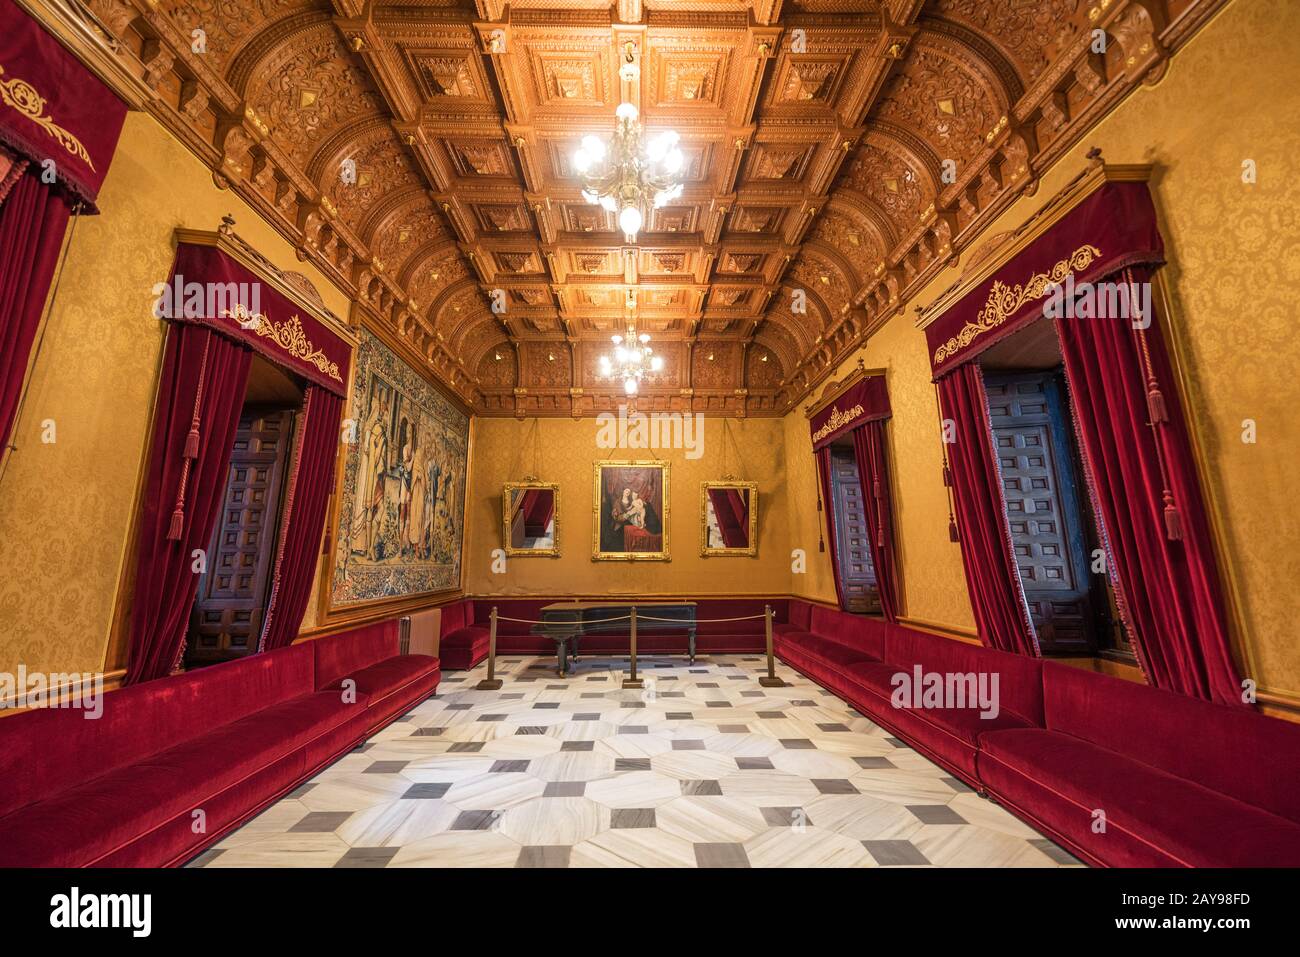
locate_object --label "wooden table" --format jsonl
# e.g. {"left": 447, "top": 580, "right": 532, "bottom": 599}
{"left": 532, "top": 601, "right": 697, "bottom": 676}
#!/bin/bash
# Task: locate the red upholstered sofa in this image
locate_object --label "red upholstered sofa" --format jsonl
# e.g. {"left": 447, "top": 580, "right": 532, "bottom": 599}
{"left": 438, "top": 598, "right": 492, "bottom": 670}
{"left": 0, "top": 619, "right": 439, "bottom": 868}
{"left": 774, "top": 598, "right": 1300, "bottom": 867}
{"left": 435, "top": 597, "right": 789, "bottom": 668}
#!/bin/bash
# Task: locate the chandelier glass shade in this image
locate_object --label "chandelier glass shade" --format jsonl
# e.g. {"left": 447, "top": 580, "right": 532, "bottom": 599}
{"left": 598, "top": 321, "right": 664, "bottom": 396}
{"left": 572, "top": 102, "right": 685, "bottom": 241}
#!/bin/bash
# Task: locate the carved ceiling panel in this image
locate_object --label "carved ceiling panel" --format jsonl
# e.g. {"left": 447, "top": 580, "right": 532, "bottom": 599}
{"left": 104, "top": 0, "right": 1216, "bottom": 415}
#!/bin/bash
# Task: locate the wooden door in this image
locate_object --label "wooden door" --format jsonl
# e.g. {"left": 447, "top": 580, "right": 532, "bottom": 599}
{"left": 186, "top": 406, "right": 296, "bottom": 666}
{"left": 984, "top": 371, "right": 1100, "bottom": 655}
{"left": 829, "top": 446, "right": 880, "bottom": 614}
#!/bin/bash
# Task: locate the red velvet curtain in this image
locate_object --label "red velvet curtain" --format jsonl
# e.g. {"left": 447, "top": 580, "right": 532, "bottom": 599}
{"left": 259, "top": 386, "right": 344, "bottom": 652}
{"left": 937, "top": 363, "right": 1039, "bottom": 656}
{"left": 852, "top": 420, "right": 900, "bottom": 622}
{"left": 815, "top": 446, "right": 848, "bottom": 609}
{"left": 1056, "top": 269, "right": 1242, "bottom": 704}
{"left": 707, "top": 487, "right": 748, "bottom": 548}
{"left": 0, "top": 172, "right": 73, "bottom": 462}
{"left": 125, "top": 325, "right": 252, "bottom": 684}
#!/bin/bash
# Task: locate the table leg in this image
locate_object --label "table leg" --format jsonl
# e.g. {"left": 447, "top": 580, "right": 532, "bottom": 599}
{"left": 556, "top": 639, "right": 567, "bottom": 676}
{"left": 689, "top": 627, "right": 696, "bottom": 663}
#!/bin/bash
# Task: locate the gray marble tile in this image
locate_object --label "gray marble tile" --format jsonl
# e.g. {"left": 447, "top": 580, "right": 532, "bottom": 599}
{"left": 863, "top": 840, "right": 930, "bottom": 866}
{"left": 694, "top": 843, "right": 750, "bottom": 868}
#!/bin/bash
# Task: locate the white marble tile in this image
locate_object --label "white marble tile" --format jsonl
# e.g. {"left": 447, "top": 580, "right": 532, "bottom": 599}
{"left": 744, "top": 826, "right": 876, "bottom": 868}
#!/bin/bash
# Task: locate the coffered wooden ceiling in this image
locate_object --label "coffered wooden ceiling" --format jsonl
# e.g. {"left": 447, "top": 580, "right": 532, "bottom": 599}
{"left": 77, "top": 0, "right": 1221, "bottom": 415}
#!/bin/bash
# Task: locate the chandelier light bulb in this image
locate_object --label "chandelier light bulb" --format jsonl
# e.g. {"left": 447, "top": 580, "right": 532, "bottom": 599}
{"left": 599, "top": 194, "right": 617, "bottom": 212}
{"left": 618, "top": 204, "right": 643, "bottom": 237}
{"left": 624, "top": 377, "right": 639, "bottom": 395}
{"left": 664, "top": 148, "right": 684, "bottom": 174}
{"left": 572, "top": 149, "right": 592, "bottom": 173}
{"left": 651, "top": 355, "right": 664, "bottom": 372}
{"left": 581, "top": 135, "right": 605, "bottom": 160}
{"left": 615, "top": 102, "right": 639, "bottom": 122}
{"left": 611, "top": 333, "right": 623, "bottom": 344}
{"left": 639, "top": 333, "right": 650, "bottom": 343}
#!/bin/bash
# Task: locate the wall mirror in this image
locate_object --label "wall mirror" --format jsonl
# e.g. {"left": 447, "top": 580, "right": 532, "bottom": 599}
{"left": 701, "top": 481, "right": 757, "bottom": 557}
{"left": 503, "top": 482, "right": 560, "bottom": 557}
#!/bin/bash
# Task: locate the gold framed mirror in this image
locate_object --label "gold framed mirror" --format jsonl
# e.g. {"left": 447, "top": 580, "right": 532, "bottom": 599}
{"left": 503, "top": 482, "right": 560, "bottom": 557}
{"left": 701, "top": 481, "right": 757, "bottom": 557}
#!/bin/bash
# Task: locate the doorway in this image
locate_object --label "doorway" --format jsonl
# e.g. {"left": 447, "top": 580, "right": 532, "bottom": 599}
{"left": 184, "top": 354, "right": 304, "bottom": 668}
{"left": 979, "top": 321, "right": 1128, "bottom": 659}
{"left": 827, "top": 442, "right": 881, "bottom": 615}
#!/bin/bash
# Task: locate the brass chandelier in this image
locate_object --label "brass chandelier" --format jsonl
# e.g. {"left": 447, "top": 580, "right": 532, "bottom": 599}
{"left": 598, "top": 291, "right": 664, "bottom": 396}
{"left": 572, "top": 102, "right": 685, "bottom": 242}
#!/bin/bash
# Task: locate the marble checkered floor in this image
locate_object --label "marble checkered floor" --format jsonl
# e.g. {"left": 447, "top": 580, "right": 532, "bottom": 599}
{"left": 187, "top": 655, "right": 1083, "bottom": 868}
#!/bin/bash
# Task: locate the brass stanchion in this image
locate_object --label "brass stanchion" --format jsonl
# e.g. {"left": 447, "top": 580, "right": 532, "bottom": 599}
{"left": 759, "top": 603, "right": 786, "bottom": 687}
{"left": 476, "top": 606, "right": 503, "bottom": 690}
{"left": 622, "top": 606, "right": 643, "bottom": 689}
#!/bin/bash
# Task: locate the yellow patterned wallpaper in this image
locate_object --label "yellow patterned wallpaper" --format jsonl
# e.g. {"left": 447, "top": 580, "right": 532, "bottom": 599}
{"left": 789, "top": 0, "right": 1300, "bottom": 705}
{"left": 463, "top": 415, "right": 792, "bottom": 596}
{"left": 0, "top": 111, "right": 348, "bottom": 677}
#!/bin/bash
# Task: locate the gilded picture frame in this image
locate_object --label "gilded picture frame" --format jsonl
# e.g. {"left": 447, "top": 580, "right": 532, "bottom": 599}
{"left": 592, "top": 460, "right": 670, "bottom": 562}
{"left": 503, "top": 481, "right": 561, "bottom": 557}
{"left": 700, "top": 481, "right": 758, "bottom": 557}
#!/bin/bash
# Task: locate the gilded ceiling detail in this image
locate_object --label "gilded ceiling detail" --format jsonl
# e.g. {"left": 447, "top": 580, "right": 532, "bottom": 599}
{"left": 92, "top": 0, "right": 1217, "bottom": 415}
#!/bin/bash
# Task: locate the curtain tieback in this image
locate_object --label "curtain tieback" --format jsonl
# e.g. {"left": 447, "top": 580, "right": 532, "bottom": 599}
{"left": 167, "top": 337, "right": 212, "bottom": 542}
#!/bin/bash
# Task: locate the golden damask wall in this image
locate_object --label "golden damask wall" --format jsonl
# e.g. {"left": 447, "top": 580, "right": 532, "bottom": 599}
{"left": 789, "top": 0, "right": 1300, "bottom": 709}
{"left": 463, "top": 416, "right": 791, "bottom": 597}
{"left": 0, "top": 111, "right": 348, "bottom": 678}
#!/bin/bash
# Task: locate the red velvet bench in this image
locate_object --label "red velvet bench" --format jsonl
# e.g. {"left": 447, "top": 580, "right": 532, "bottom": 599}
{"left": 978, "top": 661, "right": 1300, "bottom": 867}
{"left": 774, "top": 598, "right": 1300, "bottom": 867}
{"left": 0, "top": 619, "right": 439, "bottom": 867}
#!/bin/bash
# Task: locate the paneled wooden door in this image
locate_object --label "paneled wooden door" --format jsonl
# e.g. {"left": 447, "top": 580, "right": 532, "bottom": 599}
{"left": 186, "top": 406, "right": 296, "bottom": 666}
{"left": 983, "top": 371, "right": 1101, "bottom": 655}
{"left": 828, "top": 445, "right": 881, "bottom": 615}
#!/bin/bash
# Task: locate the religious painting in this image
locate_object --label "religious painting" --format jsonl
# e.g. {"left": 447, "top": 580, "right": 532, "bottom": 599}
{"left": 592, "top": 461, "right": 669, "bottom": 561}
{"left": 326, "top": 328, "right": 470, "bottom": 612}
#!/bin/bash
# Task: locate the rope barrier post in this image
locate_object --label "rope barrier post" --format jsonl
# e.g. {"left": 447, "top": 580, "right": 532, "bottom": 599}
{"left": 622, "top": 606, "right": 643, "bottom": 689}
{"left": 476, "top": 606, "right": 503, "bottom": 690}
{"left": 759, "top": 604, "right": 786, "bottom": 688}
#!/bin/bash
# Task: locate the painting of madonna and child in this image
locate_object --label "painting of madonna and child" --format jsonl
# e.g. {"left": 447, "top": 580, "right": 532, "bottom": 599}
{"left": 594, "top": 462, "right": 669, "bottom": 560}
{"left": 329, "top": 330, "right": 469, "bottom": 609}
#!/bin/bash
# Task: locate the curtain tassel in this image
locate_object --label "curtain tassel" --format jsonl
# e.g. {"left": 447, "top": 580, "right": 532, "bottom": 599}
{"left": 1146, "top": 383, "right": 1168, "bottom": 425}
{"left": 167, "top": 506, "right": 185, "bottom": 541}
{"left": 942, "top": 465, "right": 953, "bottom": 487}
{"left": 183, "top": 425, "right": 200, "bottom": 460}
{"left": 948, "top": 517, "right": 960, "bottom": 543}
{"left": 1162, "top": 491, "right": 1183, "bottom": 542}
